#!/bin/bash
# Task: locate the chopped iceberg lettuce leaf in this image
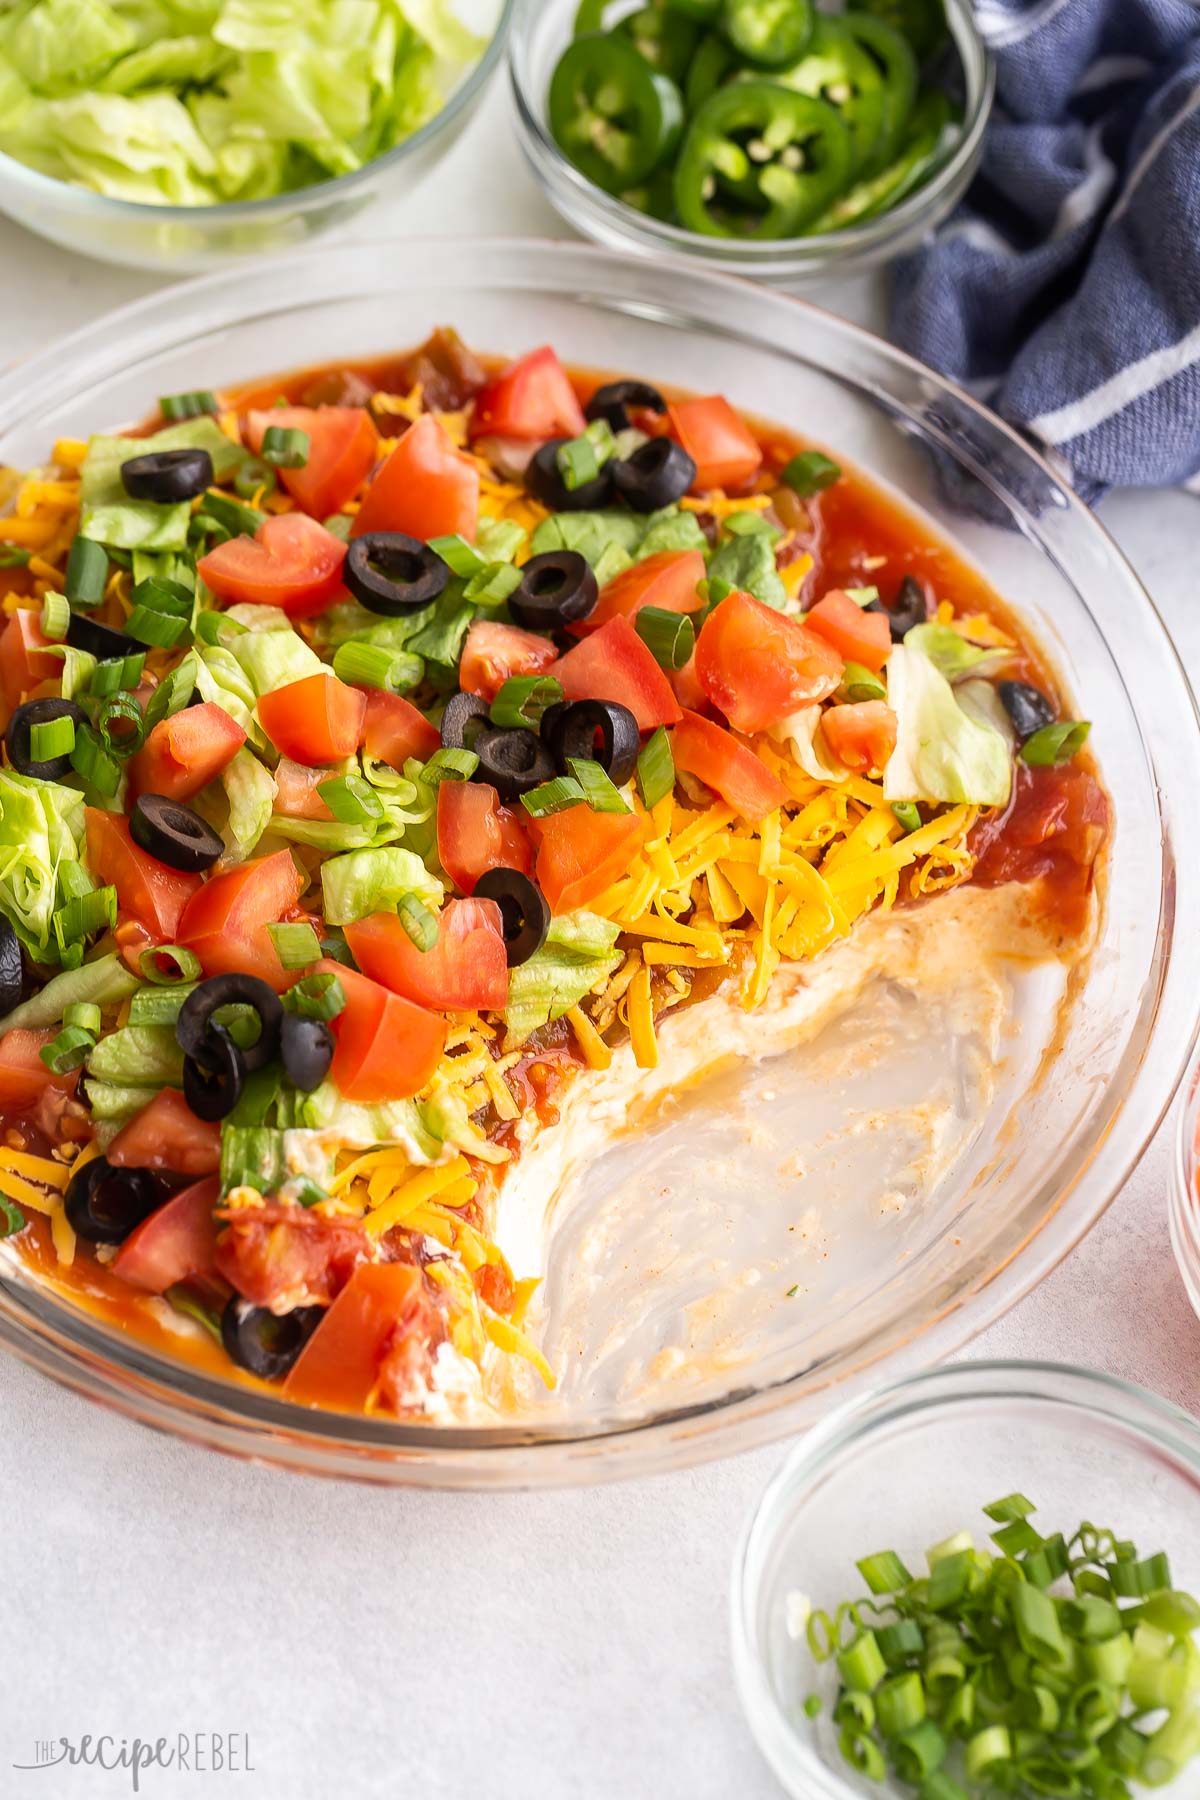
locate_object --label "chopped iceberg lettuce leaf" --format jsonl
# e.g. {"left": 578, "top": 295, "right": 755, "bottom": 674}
{"left": 320, "top": 847, "right": 444, "bottom": 928}
{"left": 530, "top": 510, "right": 644, "bottom": 567}
{"left": 86, "top": 1023, "right": 184, "bottom": 1088}
{"left": 905, "top": 622, "right": 1009, "bottom": 683}
{"left": 883, "top": 643, "right": 1012, "bottom": 808}
{"left": 708, "top": 530, "right": 786, "bottom": 609}
{"left": 269, "top": 786, "right": 430, "bottom": 854}
{"left": 79, "top": 417, "right": 244, "bottom": 550}
{"left": 0, "top": 952, "right": 138, "bottom": 1034}
{"left": 770, "top": 706, "right": 850, "bottom": 783}
{"left": 220, "top": 1125, "right": 337, "bottom": 1199}
{"left": 297, "top": 1081, "right": 445, "bottom": 1162}
{"left": 83, "top": 1081, "right": 159, "bottom": 1130}
{"left": 635, "top": 507, "right": 709, "bottom": 559}
{"left": 195, "top": 642, "right": 258, "bottom": 738}
{"left": 219, "top": 746, "right": 277, "bottom": 864}
{"left": 504, "top": 912, "right": 622, "bottom": 1045}
{"left": 956, "top": 678, "right": 1016, "bottom": 750}
{"left": 0, "top": 767, "right": 87, "bottom": 962}
{"left": 230, "top": 617, "right": 324, "bottom": 695}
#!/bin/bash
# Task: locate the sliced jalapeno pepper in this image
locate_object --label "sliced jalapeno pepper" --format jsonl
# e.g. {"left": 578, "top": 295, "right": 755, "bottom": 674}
{"left": 674, "top": 83, "right": 853, "bottom": 236}
{"left": 854, "top": 0, "right": 948, "bottom": 62}
{"left": 573, "top": 0, "right": 608, "bottom": 31}
{"left": 771, "top": 17, "right": 887, "bottom": 171}
{"left": 621, "top": 164, "right": 679, "bottom": 223}
{"left": 839, "top": 13, "right": 918, "bottom": 169}
{"left": 549, "top": 34, "right": 685, "bottom": 194}
{"left": 618, "top": 3, "right": 701, "bottom": 84}
{"left": 803, "top": 88, "right": 954, "bottom": 233}
{"left": 686, "top": 31, "right": 737, "bottom": 111}
{"left": 665, "top": 0, "right": 722, "bottom": 19}
{"left": 720, "top": 0, "right": 813, "bottom": 68}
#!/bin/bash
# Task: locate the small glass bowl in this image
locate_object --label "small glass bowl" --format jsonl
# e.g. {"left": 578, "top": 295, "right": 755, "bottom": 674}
{"left": 508, "top": 0, "right": 994, "bottom": 285}
{"left": 0, "top": 0, "right": 513, "bottom": 273}
{"left": 733, "top": 1361, "right": 1200, "bottom": 1798}
{"left": 1171, "top": 1056, "right": 1200, "bottom": 1321}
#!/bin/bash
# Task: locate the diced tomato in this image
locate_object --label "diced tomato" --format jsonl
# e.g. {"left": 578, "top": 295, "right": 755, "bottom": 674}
{"left": 245, "top": 405, "right": 377, "bottom": 520}
{"left": 399, "top": 327, "right": 489, "bottom": 413}
{"left": 258, "top": 672, "right": 366, "bottom": 766}
{"left": 85, "top": 808, "right": 203, "bottom": 939}
{"left": 111, "top": 1175, "right": 220, "bottom": 1293}
{"left": 459, "top": 620, "right": 558, "bottom": 702}
{"left": 672, "top": 649, "right": 709, "bottom": 713}
{"left": 530, "top": 805, "right": 646, "bottom": 914}
{"left": 0, "top": 608, "right": 58, "bottom": 713}
{"left": 805, "top": 590, "right": 892, "bottom": 673}
{"left": 358, "top": 687, "right": 439, "bottom": 770}
{"left": 437, "top": 780, "right": 533, "bottom": 895}
{"left": 177, "top": 850, "right": 305, "bottom": 991}
{"left": 0, "top": 1029, "right": 78, "bottom": 1111}
{"left": 317, "top": 960, "right": 446, "bottom": 1103}
{"left": 551, "top": 615, "right": 682, "bottom": 731}
{"left": 215, "top": 1205, "right": 369, "bottom": 1311}
{"left": 273, "top": 759, "right": 334, "bottom": 820}
{"left": 345, "top": 898, "right": 508, "bottom": 1013}
{"left": 351, "top": 414, "right": 479, "bottom": 543}
{"left": 820, "top": 701, "right": 897, "bottom": 774}
{"left": 668, "top": 396, "right": 763, "bottom": 491}
{"left": 198, "top": 513, "right": 347, "bottom": 620}
{"left": 127, "top": 701, "right": 246, "bottom": 802}
{"left": 695, "top": 590, "right": 843, "bottom": 734}
{"left": 108, "top": 1089, "right": 222, "bottom": 1178}
{"left": 469, "top": 345, "right": 586, "bottom": 443}
{"left": 671, "top": 711, "right": 787, "bottom": 822}
{"left": 573, "top": 549, "right": 707, "bottom": 638}
{"left": 283, "top": 1262, "right": 439, "bottom": 1413}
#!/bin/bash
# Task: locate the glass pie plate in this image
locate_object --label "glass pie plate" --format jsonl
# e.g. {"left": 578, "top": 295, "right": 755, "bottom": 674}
{"left": 0, "top": 239, "right": 1196, "bottom": 1488}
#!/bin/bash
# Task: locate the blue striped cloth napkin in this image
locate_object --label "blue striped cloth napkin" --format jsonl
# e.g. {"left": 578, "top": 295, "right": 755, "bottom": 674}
{"left": 890, "top": 0, "right": 1200, "bottom": 503}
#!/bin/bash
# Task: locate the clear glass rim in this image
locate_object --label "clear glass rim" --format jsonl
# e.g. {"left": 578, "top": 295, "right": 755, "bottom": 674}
{"left": 0, "top": 0, "right": 515, "bottom": 224}
{"left": 0, "top": 237, "right": 1197, "bottom": 1487}
{"left": 732, "top": 1359, "right": 1200, "bottom": 1800}
{"left": 1171, "top": 1053, "right": 1200, "bottom": 1317}
{"left": 507, "top": 0, "right": 995, "bottom": 269}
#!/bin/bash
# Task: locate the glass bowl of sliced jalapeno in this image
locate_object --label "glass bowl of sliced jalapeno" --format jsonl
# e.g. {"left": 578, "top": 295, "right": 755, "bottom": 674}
{"left": 509, "top": 0, "right": 993, "bottom": 281}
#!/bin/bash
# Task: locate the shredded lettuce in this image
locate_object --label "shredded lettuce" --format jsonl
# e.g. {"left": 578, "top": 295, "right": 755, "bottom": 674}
{"left": 529, "top": 505, "right": 704, "bottom": 572}
{"left": 504, "top": 912, "right": 622, "bottom": 1045}
{"left": 79, "top": 417, "right": 243, "bottom": 550}
{"left": 770, "top": 706, "right": 850, "bottom": 784}
{"left": 883, "top": 643, "right": 1013, "bottom": 808}
{"left": 86, "top": 1022, "right": 184, "bottom": 1087}
{"left": 195, "top": 642, "right": 258, "bottom": 738}
{"left": 230, "top": 616, "right": 324, "bottom": 696}
{"left": 219, "top": 746, "right": 277, "bottom": 863}
{"left": 0, "top": 767, "right": 87, "bottom": 962}
{"left": 636, "top": 506, "right": 708, "bottom": 558}
{"left": 708, "top": 530, "right": 787, "bottom": 609}
{"left": 297, "top": 1081, "right": 446, "bottom": 1162}
{"left": 320, "top": 847, "right": 443, "bottom": 927}
{"left": 83, "top": 1079, "right": 159, "bottom": 1130}
{"left": 0, "top": 952, "right": 138, "bottom": 1033}
{"left": 269, "top": 786, "right": 430, "bottom": 854}
{"left": 904, "top": 622, "right": 1009, "bottom": 683}
{"left": 219, "top": 1125, "right": 336, "bottom": 1198}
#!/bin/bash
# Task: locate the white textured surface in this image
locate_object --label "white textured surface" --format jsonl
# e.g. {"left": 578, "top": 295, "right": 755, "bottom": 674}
{"left": 1, "top": 76, "right": 1199, "bottom": 1800}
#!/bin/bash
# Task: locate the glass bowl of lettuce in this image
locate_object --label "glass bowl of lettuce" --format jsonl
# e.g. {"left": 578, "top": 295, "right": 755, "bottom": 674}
{"left": 0, "top": 0, "right": 512, "bottom": 270}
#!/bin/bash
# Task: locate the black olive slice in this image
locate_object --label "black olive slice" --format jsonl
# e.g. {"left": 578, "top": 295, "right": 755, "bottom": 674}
{"left": 344, "top": 532, "right": 450, "bottom": 615}
{"left": 474, "top": 867, "right": 551, "bottom": 968}
{"left": 0, "top": 918, "right": 21, "bottom": 1015}
{"left": 440, "top": 689, "right": 490, "bottom": 751}
{"left": 472, "top": 727, "right": 557, "bottom": 804}
{"left": 543, "top": 698, "right": 640, "bottom": 787}
{"left": 130, "top": 794, "right": 224, "bottom": 873}
{"left": 610, "top": 438, "right": 697, "bottom": 513}
{"left": 999, "top": 681, "right": 1056, "bottom": 742}
{"left": 584, "top": 380, "right": 668, "bottom": 434}
{"left": 280, "top": 1013, "right": 334, "bottom": 1092}
{"left": 221, "top": 1298, "right": 324, "bottom": 1381}
{"left": 64, "top": 1156, "right": 161, "bottom": 1245}
{"left": 4, "top": 698, "right": 87, "bottom": 780}
{"left": 509, "top": 551, "right": 598, "bottom": 633}
{"left": 121, "top": 447, "right": 214, "bottom": 504}
{"left": 66, "top": 611, "right": 135, "bottom": 661}
{"left": 866, "top": 573, "right": 929, "bottom": 642}
{"left": 183, "top": 1027, "right": 245, "bottom": 1122}
{"left": 177, "top": 974, "right": 283, "bottom": 1075}
{"left": 527, "top": 440, "right": 615, "bottom": 512}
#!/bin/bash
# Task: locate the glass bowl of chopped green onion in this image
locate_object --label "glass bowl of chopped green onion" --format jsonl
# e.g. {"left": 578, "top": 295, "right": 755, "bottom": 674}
{"left": 509, "top": 0, "right": 993, "bottom": 284}
{"left": 733, "top": 1362, "right": 1200, "bottom": 1799}
{"left": 0, "top": 0, "right": 513, "bottom": 272}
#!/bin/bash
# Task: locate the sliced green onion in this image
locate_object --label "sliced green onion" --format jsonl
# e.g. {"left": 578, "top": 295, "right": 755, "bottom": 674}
{"left": 0, "top": 1196, "right": 26, "bottom": 1236}
{"left": 635, "top": 605, "right": 695, "bottom": 671}
{"left": 1025, "top": 1533, "right": 1070, "bottom": 1589}
{"left": 316, "top": 774, "right": 385, "bottom": 826}
{"left": 490, "top": 675, "right": 563, "bottom": 731}
{"left": 30, "top": 714, "right": 76, "bottom": 761}
{"left": 138, "top": 945, "right": 202, "bottom": 986}
{"left": 781, "top": 449, "right": 841, "bottom": 497}
{"left": 39, "top": 1023, "right": 95, "bottom": 1074}
{"left": 834, "top": 1690, "right": 875, "bottom": 1732}
{"left": 415, "top": 747, "right": 479, "bottom": 788}
{"left": 964, "top": 1725, "right": 1011, "bottom": 1781}
{"left": 0, "top": 546, "right": 31, "bottom": 569}
{"left": 556, "top": 419, "right": 616, "bottom": 491}
{"left": 568, "top": 755, "right": 630, "bottom": 815}
{"left": 698, "top": 576, "right": 735, "bottom": 615}
{"left": 70, "top": 725, "right": 121, "bottom": 797}
{"left": 839, "top": 1729, "right": 885, "bottom": 1780}
{"left": 891, "top": 801, "right": 922, "bottom": 834}
{"left": 283, "top": 972, "right": 346, "bottom": 1022}
{"left": 322, "top": 513, "right": 352, "bottom": 543}
{"left": 877, "top": 1620, "right": 924, "bottom": 1668}
{"left": 723, "top": 510, "right": 781, "bottom": 540}
{"left": 397, "top": 894, "right": 438, "bottom": 953}
{"left": 637, "top": 726, "right": 675, "bottom": 810}
{"left": 261, "top": 426, "right": 310, "bottom": 469}
{"left": 856, "top": 1550, "right": 913, "bottom": 1595}
{"left": 1012, "top": 1582, "right": 1069, "bottom": 1668}
{"left": 142, "top": 656, "right": 197, "bottom": 730}
{"left": 876, "top": 1671, "right": 926, "bottom": 1738}
{"left": 837, "top": 1631, "right": 887, "bottom": 1694}
{"left": 65, "top": 534, "right": 108, "bottom": 608}
{"left": 40, "top": 590, "right": 70, "bottom": 641}
{"left": 464, "top": 560, "right": 523, "bottom": 607}
{"left": 159, "top": 389, "right": 217, "bottom": 420}
{"left": 428, "top": 534, "right": 487, "bottom": 578}
{"left": 991, "top": 1517, "right": 1044, "bottom": 1557}
{"left": 984, "top": 1492, "right": 1037, "bottom": 1524}
{"left": 920, "top": 1774, "right": 969, "bottom": 1800}
{"left": 132, "top": 575, "right": 193, "bottom": 616}
{"left": 844, "top": 585, "right": 880, "bottom": 607}
{"left": 892, "top": 1721, "right": 946, "bottom": 1784}
{"left": 129, "top": 983, "right": 197, "bottom": 1027}
{"left": 520, "top": 776, "right": 586, "bottom": 819}
{"left": 234, "top": 458, "right": 277, "bottom": 500}
{"left": 1110, "top": 1551, "right": 1171, "bottom": 1599}
{"left": 840, "top": 661, "right": 887, "bottom": 703}
{"left": 267, "top": 921, "right": 321, "bottom": 971}
{"left": 802, "top": 1694, "right": 822, "bottom": 1720}
{"left": 318, "top": 933, "right": 354, "bottom": 968}
{"left": 1129, "top": 1590, "right": 1200, "bottom": 1636}
{"left": 193, "top": 491, "right": 264, "bottom": 540}
{"left": 96, "top": 693, "right": 145, "bottom": 759}
{"left": 126, "top": 604, "right": 189, "bottom": 649}
{"left": 332, "top": 640, "right": 423, "bottom": 694}
{"left": 64, "top": 1001, "right": 102, "bottom": 1034}
{"left": 1021, "top": 721, "right": 1091, "bottom": 767}
{"left": 1141, "top": 1708, "right": 1200, "bottom": 1787}
{"left": 90, "top": 651, "right": 147, "bottom": 697}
